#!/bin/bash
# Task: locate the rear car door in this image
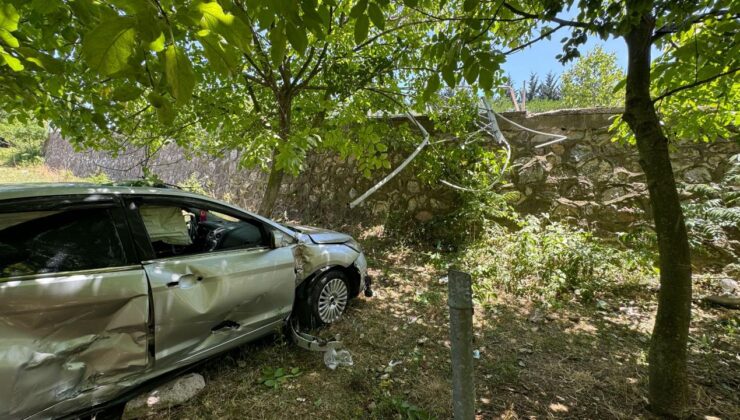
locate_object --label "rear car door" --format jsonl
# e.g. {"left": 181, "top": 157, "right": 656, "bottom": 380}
{"left": 0, "top": 195, "right": 150, "bottom": 419}
{"left": 125, "top": 196, "right": 295, "bottom": 367}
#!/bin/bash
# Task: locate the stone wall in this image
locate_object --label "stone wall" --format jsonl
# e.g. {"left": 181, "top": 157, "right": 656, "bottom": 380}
{"left": 44, "top": 109, "right": 738, "bottom": 230}
{"left": 499, "top": 109, "right": 737, "bottom": 232}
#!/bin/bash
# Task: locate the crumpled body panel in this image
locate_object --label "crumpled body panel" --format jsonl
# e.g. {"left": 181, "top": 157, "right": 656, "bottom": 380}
{"left": 293, "top": 240, "right": 361, "bottom": 285}
{"left": 0, "top": 237, "right": 364, "bottom": 419}
{"left": 143, "top": 246, "right": 295, "bottom": 367}
{"left": 0, "top": 268, "right": 150, "bottom": 419}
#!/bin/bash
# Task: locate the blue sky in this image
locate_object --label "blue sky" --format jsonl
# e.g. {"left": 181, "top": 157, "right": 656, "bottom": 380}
{"left": 499, "top": 6, "right": 629, "bottom": 89}
{"left": 501, "top": 30, "right": 628, "bottom": 88}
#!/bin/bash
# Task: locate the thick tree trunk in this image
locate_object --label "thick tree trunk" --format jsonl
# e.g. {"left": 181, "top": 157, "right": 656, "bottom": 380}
{"left": 257, "top": 92, "right": 291, "bottom": 217}
{"left": 622, "top": 12, "right": 692, "bottom": 418}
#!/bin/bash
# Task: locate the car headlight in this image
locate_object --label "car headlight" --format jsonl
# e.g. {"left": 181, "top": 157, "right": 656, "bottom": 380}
{"left": 345, "top": 238, "right": 362, "bottom": 252}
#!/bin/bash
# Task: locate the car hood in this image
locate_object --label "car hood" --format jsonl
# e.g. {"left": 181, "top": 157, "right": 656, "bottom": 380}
{"left": 290, "top": 225, "right": 353, "bottom": 244}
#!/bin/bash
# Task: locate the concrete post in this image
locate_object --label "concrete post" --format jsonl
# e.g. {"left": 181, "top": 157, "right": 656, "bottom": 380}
{"left": 448, "top": 269, "right": 475, "bottom": 419}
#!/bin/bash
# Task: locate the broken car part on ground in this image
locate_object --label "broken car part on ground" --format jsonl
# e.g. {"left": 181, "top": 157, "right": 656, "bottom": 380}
{"left": 0, "top": 183, "right": 370, "bottom": 419}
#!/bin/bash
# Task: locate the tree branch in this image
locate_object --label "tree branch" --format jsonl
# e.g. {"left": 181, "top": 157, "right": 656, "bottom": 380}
{"left": 292, "top": 47, "right": 316, "bottom": 85}
{"left": 242, "top": 71, "right": 268, "bottom": 87}
{"left": 652, "top": 9, "right": 733, "bottom": 41}
{"left": 409, "top": 4, "right": 527, "bottom": 23}
{"left": 294, "top": 7, "right": 334, "bottom": 91}
{"left": 245, "top": 79, "right": 262, "bottom": 113}
{"left": 501, "top": 2, "right": 594, "bottom": 30}
{"left": 294, "top": 43, "right": 328, "bottom": 91}
{"left": 503, "top": 24, "right": 564, "bottom": 55}
{"left": 233, "top": 0, "right": 277, "bottom": 90}
{"left": 652, "top": 66, "right": 740, "bottom": 103}
{"left": 362, "top": 86, "right": 407, "bottom": 109}
{"left": 242, "top": 52, "right": 269, "bottom": 83}
{"left": 353, "top": 19, "right": 436, "bottom": 52}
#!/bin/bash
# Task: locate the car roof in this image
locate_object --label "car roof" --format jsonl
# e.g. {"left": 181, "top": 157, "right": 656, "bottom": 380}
{"left": 0, "top": 182, "right": 298, "bottom": 237}
{"left": 0, "top": 182, "right": 210, "bottom": 202}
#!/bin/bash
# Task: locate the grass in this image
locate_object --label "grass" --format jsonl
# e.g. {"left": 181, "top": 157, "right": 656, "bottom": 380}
{"left": 0, "top": 148, "right": 84, "bottom": 184}
{"left": 159, "top": 230, "right": 738, "bottom": 419}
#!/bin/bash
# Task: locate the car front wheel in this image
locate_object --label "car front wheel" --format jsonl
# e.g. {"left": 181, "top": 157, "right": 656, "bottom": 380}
{"left": 298, "top": 270, "right": 350, "bottom": 328}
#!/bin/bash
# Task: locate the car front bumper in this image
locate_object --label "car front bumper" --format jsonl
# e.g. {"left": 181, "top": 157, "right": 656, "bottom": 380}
{"left": 354, "top": 251, "right": 370, "bottom": 292}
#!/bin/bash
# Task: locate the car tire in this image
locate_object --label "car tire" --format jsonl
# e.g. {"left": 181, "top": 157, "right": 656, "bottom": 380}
{"left": 298, "top": 270, "right": 350, "bottom": 329}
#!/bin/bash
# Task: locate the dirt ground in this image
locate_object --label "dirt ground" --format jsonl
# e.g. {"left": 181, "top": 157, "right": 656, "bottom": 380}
{"left": 159, "top": 234, "right": 739, "bottom": 420}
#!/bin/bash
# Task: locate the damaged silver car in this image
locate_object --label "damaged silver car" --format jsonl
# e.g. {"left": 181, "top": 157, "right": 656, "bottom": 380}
{"left": 0, "top": 183, "right": 370, "bottom": 419}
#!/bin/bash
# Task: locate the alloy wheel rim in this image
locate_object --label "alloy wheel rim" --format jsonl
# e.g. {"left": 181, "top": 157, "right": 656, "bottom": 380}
{"left": 317, "top": 278, "right": 348, "bottom": 323}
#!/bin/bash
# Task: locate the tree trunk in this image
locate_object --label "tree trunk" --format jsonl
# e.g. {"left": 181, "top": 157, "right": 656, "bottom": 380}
{"left": 257, "top": 91, "right": 290, "bottom": 217}
{"left": 622, "top": 11, "right": 692, "bottom": 418}
{"left": 257, "top": 152, "right": 285, "bottom": 217}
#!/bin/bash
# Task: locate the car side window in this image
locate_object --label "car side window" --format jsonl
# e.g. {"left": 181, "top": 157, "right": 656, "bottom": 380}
{"left": 0, "top": 208, "right": 128, "bottom": 278}
{"left": 138, "top": 203, "right": 266, "bottom": 259}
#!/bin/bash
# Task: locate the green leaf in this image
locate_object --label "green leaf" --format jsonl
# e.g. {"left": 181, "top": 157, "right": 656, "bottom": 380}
{"left": 92, "top": 112, "right": 107, "bottom": 130}
{"left": 367, "top": 3, "right": 385, "bottom": 30}
{"left": 354, "top": 14, "right": 369, "bottom": 45}
{"left": 479, "top": 68, "right": 493, "bottom": 90}
{"left": 30, "top": 0, "right": 63, "bottom": 15}
{"left": 301, "top": 0, "right": 323, "bottom": 27}
{"left": 164, "top": 45, "right": 196, "bottom": 105}
{"left": 463, "top": 61, "right": 479, "bottom": 85}
{"left": 149, "top": 94, "right": 175, "bottom": 125}
{"left": 0, "top": 3, "right": 20, "bottom": 48}
{"left": 263, "top": 379, "right": 276, "bottom": 387}
{"left": 349, "top": 0, "right": 367, "bottom": 18}
{"left": 269, "top": 23, "right": 287, "bottom": 64}
{"left": 81, "top": 16, "right": 137, "bottom": 76}
{"left": 198, "top": 34, "right": 238, "bottom": 77}
{"left": 149, "top": 32, "right": 165, "bottom": 52}
{"left": 290, "top": 367, "right": 300, "bottom": 374}
{"left": 112, "top": 84, "right": 143, "bottom": 102}
{"left": 612, "top": 78, "right": 626, "bottom": 93}
{"left": 17, "top": 47, "right": 65, "bottom": 73}
{"left": 147, "top": 91, "right": 165, "bottom": 107}
{"left": 463, "top": 0, "right": 479, "bottom": 12}
{"left": 197, "top": 1, "right": 251, "bottom": 52}
{"left": 0, "top": 46, "right": 23, "bottom": 71}
{"left": 286, "top": 22, "right": 308, "bottom": 55}
{"left": 441, "top": 64, "right": 456, "bottom": 87}
{"left": 423, "top": 73, "right": 440, "bottom": 100}
{"left": 403, "top": 0, "right": 418, "bottom": 6}
{"left": 256, "top": 7, "right": 275, "bottom": 30}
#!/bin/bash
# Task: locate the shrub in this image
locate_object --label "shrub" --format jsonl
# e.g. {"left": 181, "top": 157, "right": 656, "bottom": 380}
{"left": 681, "top": 153, "right": 740, "bottom": 264}
{"left": 460, "top": 214, "right": 655, "bottom": 304}
{"left": 0, "top": 113, "right": 48, "bottom": 166}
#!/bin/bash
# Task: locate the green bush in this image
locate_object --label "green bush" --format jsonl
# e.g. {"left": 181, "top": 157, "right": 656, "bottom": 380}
{"left": 681, "top": 153, "right": 740, "bottom": 264}
{"left": 459, "top": 215, "right": 655, "bottom": 304}
{"left": 84, "top": 171, "right": 112, "bottom": 184}
{"left": 0, "top": 113, "right": 48, "bottom": 166}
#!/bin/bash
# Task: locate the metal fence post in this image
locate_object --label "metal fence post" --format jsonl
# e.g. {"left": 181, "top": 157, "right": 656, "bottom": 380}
{"left": 448, "top": 269, "right": 475, "bottom": 419}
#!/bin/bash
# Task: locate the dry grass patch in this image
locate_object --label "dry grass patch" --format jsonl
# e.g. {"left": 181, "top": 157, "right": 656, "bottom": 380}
{"left": 0, "top": 149, "right": 85, "bottom": 184}
{"left": 161, "top": 235, "right": 738, "bottom": 419}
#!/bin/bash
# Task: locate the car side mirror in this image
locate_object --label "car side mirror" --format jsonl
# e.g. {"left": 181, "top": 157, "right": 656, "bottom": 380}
{"left": 270, "top": 230, "right": 293, "bottom": 249}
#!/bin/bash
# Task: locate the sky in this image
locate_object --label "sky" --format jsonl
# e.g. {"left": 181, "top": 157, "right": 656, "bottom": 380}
{"left": 501, "top": 29, "right": 628, "bottom": 89}
{"left": 499, "top": 6, "right": 629, "bottom": 89}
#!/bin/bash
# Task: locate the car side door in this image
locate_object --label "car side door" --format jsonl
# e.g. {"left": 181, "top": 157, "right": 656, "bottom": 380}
{"left": 124, "top": 196, "right": 295, "bottom": 368}
{"left": 0, "top": 195, "right": 150, "bottom": 419}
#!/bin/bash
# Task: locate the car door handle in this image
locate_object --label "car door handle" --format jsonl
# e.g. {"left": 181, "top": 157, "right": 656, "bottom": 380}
{"left": 167, "top": 274, "right": 203, "bottom": 288}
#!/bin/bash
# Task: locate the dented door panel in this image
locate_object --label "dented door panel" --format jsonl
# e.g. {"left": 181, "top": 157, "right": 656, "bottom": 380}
{"left": 0, "top": 268, "right": 150, "bottom": 419}
{"left": 143, "top": 246, "right": 295, "bottom": 366}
